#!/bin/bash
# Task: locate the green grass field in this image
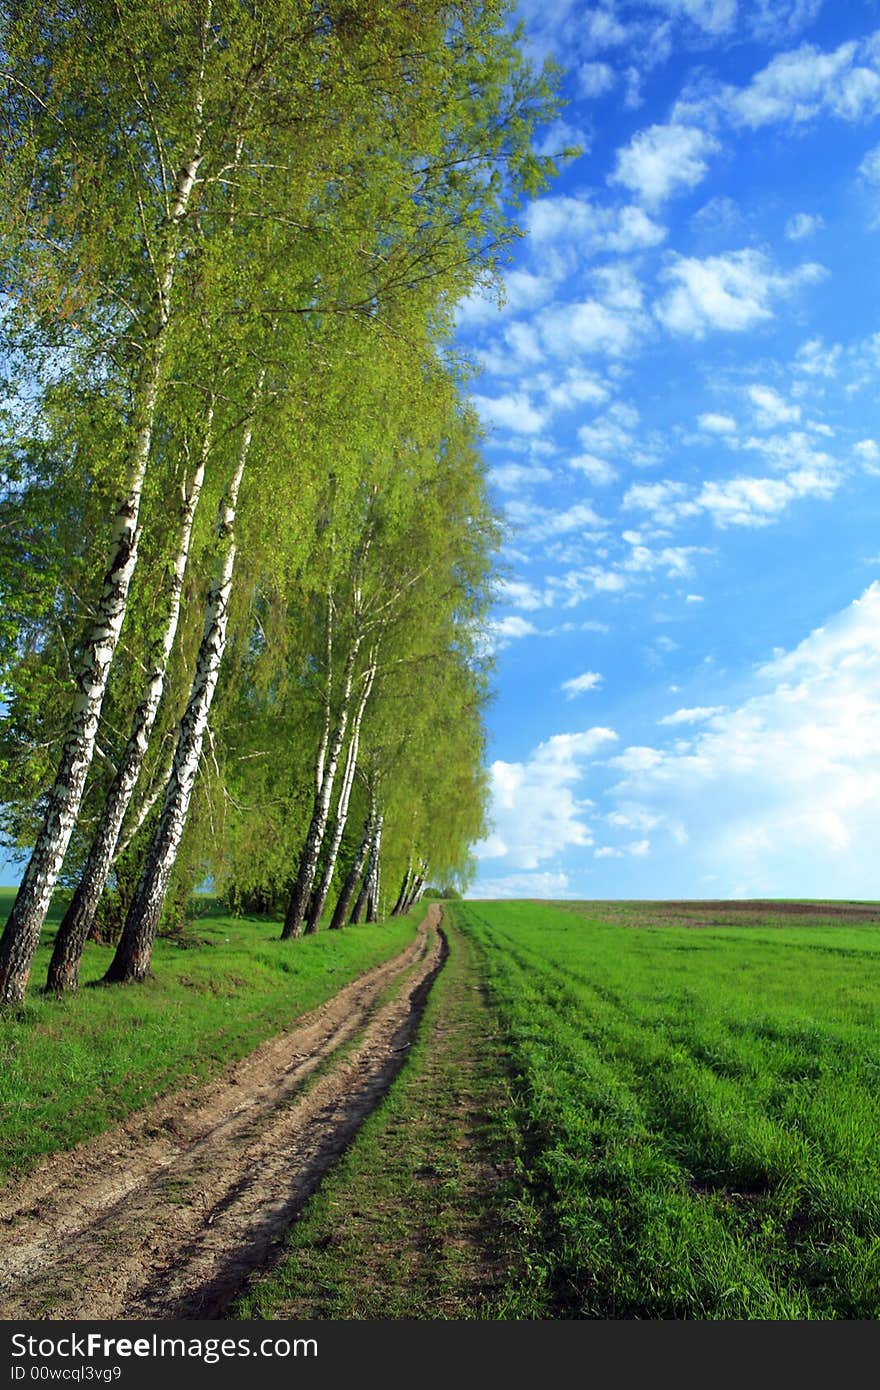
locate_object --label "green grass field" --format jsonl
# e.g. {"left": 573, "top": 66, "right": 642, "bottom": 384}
{"left": 0, "top": 887, "right": 419, "bottom": 1184}
{"left": 456, "top": 899, "right": 880, "bottom": 1319}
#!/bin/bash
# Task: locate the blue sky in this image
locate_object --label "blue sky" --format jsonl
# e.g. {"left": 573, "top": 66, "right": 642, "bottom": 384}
{"left": 463, "top": 0, "right": 880, "bottom": 899}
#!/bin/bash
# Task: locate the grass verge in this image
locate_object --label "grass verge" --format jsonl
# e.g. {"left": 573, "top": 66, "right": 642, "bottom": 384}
{"left": 0, "top": 887, "right": 420, "bottom": 1186}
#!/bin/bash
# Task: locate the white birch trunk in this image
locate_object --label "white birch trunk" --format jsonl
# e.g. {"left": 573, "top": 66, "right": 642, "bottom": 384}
{"left": 365, "top": 813, "right": 383, "bottom": 923}
{"left": 314, "top": 589, "right": 333, "bottom": 795}
{"left": 304, "top": 653, "right": 376, "bottom": 934}
{"left": 45, "top": 410, "right": 212, "bottom": 994}
{"left": 0, "top": 145, "right": 204, "bottom": 1005}
{"left": 282, "top": 629, "right": 363, "bottom": 940}
{"left": 105, "top": 394, "right": 257, "bottom": 984}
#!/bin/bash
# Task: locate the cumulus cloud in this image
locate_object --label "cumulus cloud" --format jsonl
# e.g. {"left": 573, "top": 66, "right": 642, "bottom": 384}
{"left": 562, "top": 671, "right": 604, "bottom": 698}
{"left": 659, "top": 705, "right": 727, "bottom": 725}
{"left": 470, "top": 391, "right": 546, "bottom": 435}
{"left": 625, "top": 432, "right": 843, "bottom": 530}
{"left": 569, "top": 453, "right": 618, "bottom": 485}
{"left": 785, "top": 211, "right": 824, "bottom": 240}
{"left": 720, "top": 39, "right": 880, "bottom": 128}
{"left": 511, "top": 499, "right": 607, "bottom": 543}
{"left": 610, "top": 123, "right": 720, "bottom": 206}
{"left": 608, "top": 585, "right": 880, "bottom": 895}
{"left": 476, "top": 727, "right": 619, "bottom": 872}
{"left": 489, "top": 461, "right": 554, "bottom": 493}
{"left": 500, "top": 579, "right": 553, "bottom": 612}
{"left": 525, "top": 194, "right": 666, "bottom": 256}
{"left": 698, "top": 412, "right": 737, "bottom": 433}
{"left": 748, "top": 384, "right": 801, "bottom": 427}
{"left": 471, "top": 870, "right": 573, "bottom": 899}
{"left": 539, "top": 296, "right": 646, "bottom": 359}
{"left": 656, "top": 249, "right": 825, "bottom": 337}
{"left": 488, "top": 615, "right": 539, "bottom": 648}
{"left": 793, "top": 337, "right": 841, "bottom": 377}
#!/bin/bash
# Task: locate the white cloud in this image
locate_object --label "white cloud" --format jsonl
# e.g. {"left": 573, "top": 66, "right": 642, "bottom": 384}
{"left": 659, "top": 705, "right": 727, "bottom": 725}
{"left": 476, "top": 727, "right": 619, "bottom": 871}
{"left": 456, "top": 268, "right": 555, "bottom": 327}
{"left": 562, "top": 670, "right": 604, "bottom": 698}
{"left": 625, "top": 432, "right": 843, "bottom": 531}
{"left": 609, "top": 745, "right": 666, "bottom": 772}
{"left": 489, "top": 615, "right": 539, "bottom": 647}
{"left": 489, "top": 461, "right": 554, "bottom": 493}
{"left": 627, "top": 838, "right": 652, "bottom": 856}
{"left": 654, "top": 0, "right": 737, "bottom": 33}
{"left": 686, "top": 593, "right": 704, "bottom": 603}
{"left": 594, "top": 846, "right": 624, "bottom": 859}
{"left": 569, "top": 453, "right": 618, "bottom": 485}
{"left": 525, "top": 194, "right": 666, "bottom": 256}
{"left": 471, "top": 391, "right": 546, "bottom": 435}
{"left": 793, "top": 337, "right": 841, "bottom": 377}
{"left": 579, "top": 61, "right": 616, "bottom": 97}
{"left": 608, "top": 585, "right": 880, "bottom": 895}
{"left": 748, "top": 384, "right": 801, "bottom": 427}
{"left": 698, "top": 412, "right": 738, "bottom": 433}
{"left": 539, "top": 296, "right": 645, "bottom": 359}
{"left": 721, "top": 39, "right": 880, "bottom": 129}
{"left": 513, "top": 500, "right": 606, "bottom": 543}
{"left": 656, "top": 250, "right": 825, "bottom": 338}
{"left": 536, "top": 119, "right": 590, "bottom": 159}
{"left": 785, "top": 211, "right": 824, "bottom": 240}
{"left": 544, "top": 369, "right": 610, "bottom": 411}
{"left": 500, "top": 579, "right": 553, "bottom": 612}
{"left": 747, "top": 0, "right": 824, "bottom": 43}
{"left": 855, "top": 439, "right": 880, "bottom": 474}
{"left": 859, "top": 143, "right": 880, "bottom": 183}
{"left": 610, "top": 123, "right": 719, "bottom": 206}
{"left": 471, "top": 870, "right": 573, "bottom": 899}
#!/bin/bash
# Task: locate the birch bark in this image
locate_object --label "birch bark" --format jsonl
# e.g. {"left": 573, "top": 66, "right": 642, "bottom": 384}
{"left": 45, "top": 407, "right": 213, "bottom": 994}
{"left": 0, "top": 142, "right": 204, "bottom": 1005}
{"left": 327, "top": 800, "right": 374, "bottom": 932}
{"left": 281, "top": 629, "right": 363, "bottom": 940}
{"left": 304, "top": 653, "right": 376, "bottom": 934}
{"left": 365, "top": 813, "right": 383, "bottom": 923}
{"left": 104, "top": 391, "right": 258, "bottom": 985}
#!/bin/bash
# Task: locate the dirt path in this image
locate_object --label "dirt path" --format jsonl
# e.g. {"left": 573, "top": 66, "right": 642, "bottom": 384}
{"left": 0, "top": 906, "right": 446, "bottom": 1320}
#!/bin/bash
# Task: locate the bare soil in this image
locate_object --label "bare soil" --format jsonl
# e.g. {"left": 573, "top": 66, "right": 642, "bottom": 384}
{"left": 0, "top": 906, "right": 445, "bottom": 1320}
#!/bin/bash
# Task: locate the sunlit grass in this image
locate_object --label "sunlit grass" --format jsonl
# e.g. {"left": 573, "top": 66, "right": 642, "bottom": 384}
{"left": 455, "top": 899, "right": 880, "bottom": 1319}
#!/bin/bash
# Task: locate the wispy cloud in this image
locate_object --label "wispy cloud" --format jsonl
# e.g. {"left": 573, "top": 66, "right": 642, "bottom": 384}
{"left": 562, "top": 670, "right": 604, "bottom": 698}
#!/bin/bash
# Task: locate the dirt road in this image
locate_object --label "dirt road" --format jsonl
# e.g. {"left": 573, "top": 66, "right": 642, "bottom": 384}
{"left": 0, "top": 906, "right": 445, "bottom": 1319}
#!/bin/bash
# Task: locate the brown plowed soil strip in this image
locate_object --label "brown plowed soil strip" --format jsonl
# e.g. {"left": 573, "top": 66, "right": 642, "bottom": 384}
{"left": 0, "top": 906, "right": 446, "bottom": 1320}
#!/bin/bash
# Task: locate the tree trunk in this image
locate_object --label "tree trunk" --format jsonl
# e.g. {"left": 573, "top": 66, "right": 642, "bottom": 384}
{"left": 112, "top": 737, "right": 176, "bottom": 863}
{"left": 45, "top": 410, "right": 212, "bottom": 995}
{"left": 392, "top": 853, "right": 413, "bottom": 916}
{"left": 327, "top": 810, "right": 373, "bottom": 932}
{"left": 0, "top": 146, "right": 203, "bottom": 1006}
{"left": 281, "top": 629, "right": 363, "bottom": 940}
{"left": 365, "top": 813, "right": 383, "bottom": 923}
{"left": 304, "top": 654, "right": 376, "bottom": 934}
{"left": 104, "top": 393, "right": 257, "bottom": 985}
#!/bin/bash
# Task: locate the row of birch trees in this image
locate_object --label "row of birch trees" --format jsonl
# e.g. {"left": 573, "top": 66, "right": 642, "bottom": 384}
{"left": 0, "top": 0, "right": 558, "bottom": 1004}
